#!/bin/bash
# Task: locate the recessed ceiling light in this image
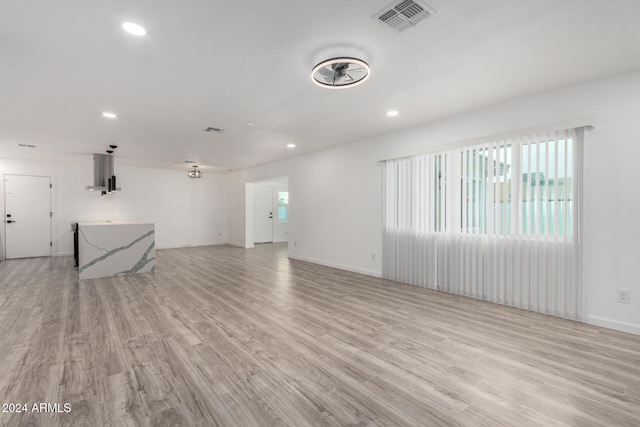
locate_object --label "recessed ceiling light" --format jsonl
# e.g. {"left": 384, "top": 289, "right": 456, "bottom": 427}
{"left": 246, "top": 122, "right": 255, "bottom": 126}
{"left": 122, "top": 22, "right": 146, "bottom": 36}
{"left": 102, "top": 112, "right": 117, "bottom": 119}
{"left": 387, "top": 110, "right": 399, "bottom": 117}
{"left": 287, "top": 144, "right": 296, "bottom": 148}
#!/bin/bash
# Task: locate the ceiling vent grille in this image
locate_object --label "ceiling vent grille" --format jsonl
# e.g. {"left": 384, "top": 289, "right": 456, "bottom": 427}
{"left": 204, "top": 127, "right": 225, "bottom": 133}
{"left": 374, "top": 0, "right": 436, "bottom": 33}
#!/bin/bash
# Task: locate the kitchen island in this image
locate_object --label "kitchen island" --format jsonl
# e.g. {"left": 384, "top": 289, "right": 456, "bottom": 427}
{"left": 77, "top": 220, "right": 155, "bottom": 280}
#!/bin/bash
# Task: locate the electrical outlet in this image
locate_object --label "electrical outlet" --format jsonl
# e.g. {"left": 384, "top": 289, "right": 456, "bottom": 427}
{"left": 371, "top": 253, "right": 376, "bottom": 261}
{"left": 617, "top": 289, "right": 630, "bottom": 304}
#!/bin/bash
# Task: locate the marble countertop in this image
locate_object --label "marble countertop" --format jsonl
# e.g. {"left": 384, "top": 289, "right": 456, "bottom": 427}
{"left": 77, "top": 220, "right": 153, "bottom": 226}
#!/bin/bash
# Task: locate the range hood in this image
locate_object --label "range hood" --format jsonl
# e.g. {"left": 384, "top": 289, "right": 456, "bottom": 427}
{"left": 86, "top": 153, "right": 121, "bottom": 192}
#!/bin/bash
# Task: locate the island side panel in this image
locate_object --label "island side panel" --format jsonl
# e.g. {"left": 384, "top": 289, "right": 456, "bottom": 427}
{"left": 78, "top": 223, "right": 155, "bottom": 280}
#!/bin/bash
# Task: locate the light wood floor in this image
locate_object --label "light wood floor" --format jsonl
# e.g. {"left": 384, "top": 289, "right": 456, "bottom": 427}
{"left": 1, "top": 244, "right": 639, "bottom": 426}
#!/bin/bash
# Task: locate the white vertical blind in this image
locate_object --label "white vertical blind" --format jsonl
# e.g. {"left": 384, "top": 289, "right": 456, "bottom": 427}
{"left": 382, "top": 127, "right": 584, "bottom": 321}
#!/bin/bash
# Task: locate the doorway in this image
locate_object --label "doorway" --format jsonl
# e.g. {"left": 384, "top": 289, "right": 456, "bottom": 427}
{"left": 4, "top": 174, "right": 52, "bottom": 259}
{"left": 248, "top": 177, "right": 289, "bottom": 248}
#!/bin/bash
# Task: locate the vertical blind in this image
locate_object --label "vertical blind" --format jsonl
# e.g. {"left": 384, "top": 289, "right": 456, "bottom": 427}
{"left": 382, "top": 127, "right": 584, "bottom": 320}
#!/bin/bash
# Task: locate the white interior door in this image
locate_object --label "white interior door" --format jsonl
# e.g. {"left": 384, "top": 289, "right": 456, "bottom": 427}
{"left": 254, "top": 186, "right": 273, "bottom": 243}
{"left": 4, "top": 175, "right": 52, "bottom": 259}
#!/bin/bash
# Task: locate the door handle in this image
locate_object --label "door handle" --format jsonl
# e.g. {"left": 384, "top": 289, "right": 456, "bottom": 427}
{"left": 6, "top": 220, "right": 16, "bottom": 224}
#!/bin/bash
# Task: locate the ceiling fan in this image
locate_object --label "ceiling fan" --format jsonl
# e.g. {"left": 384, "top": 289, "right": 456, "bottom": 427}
{"left": 311, "top": 57, "right": 370, "bottom": 89}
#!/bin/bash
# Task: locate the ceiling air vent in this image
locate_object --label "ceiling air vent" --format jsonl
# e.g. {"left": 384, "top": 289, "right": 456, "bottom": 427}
{"left": 374, "top": 0, "right": 436, "bottom": 33}
{"left": 204, "top": 127, "right": 225, "bottom": 133}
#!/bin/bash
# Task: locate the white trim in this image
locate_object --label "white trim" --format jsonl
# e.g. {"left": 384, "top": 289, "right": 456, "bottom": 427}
{"left": 288, "top": 254, "right": 382, "bottom": 278}
{"left": 588, "top": 315, "right": 640, "bottom": 336}
{"left": 228, "top": 242, "right": 253, "bottom": 249}
{"left": 378, "top": 116, "right": 595, "bottom": 162}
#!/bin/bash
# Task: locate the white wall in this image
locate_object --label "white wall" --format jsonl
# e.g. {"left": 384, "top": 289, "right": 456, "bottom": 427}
{"left": 227, "top": 70, "right": 640, "bottom": 335}
{"left": 0, "top": 159, "right": 228, "bottom": 258}
{"left": 227, "top": 139, "right": 387, "bottom": 277}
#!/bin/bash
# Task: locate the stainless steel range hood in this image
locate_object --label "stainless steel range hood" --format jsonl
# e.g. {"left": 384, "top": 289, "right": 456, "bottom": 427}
{"left": 86, "top": 153, "right": 121, "bottom": 192}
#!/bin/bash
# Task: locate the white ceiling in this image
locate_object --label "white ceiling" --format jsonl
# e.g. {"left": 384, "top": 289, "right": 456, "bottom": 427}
{"left": 1, "top": 0, "right": 640, "bottom": 173}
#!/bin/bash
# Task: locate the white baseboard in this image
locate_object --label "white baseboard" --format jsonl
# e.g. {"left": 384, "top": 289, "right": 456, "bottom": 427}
{"left": 588, "top": 315, "right": 640, "bottom": 336}
{"left": 227, "top": 243, "right": 252, "bottom": 249}
{"left": 287, "top": 254, "right": 381, "bottom": 278}
{"left": 55, "top": 251, "right": 73, "bottom": 257}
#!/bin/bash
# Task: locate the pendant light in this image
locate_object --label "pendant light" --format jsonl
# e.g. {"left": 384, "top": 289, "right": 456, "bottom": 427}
{"left": 87, "top": 145, "right": 121, "bottom": 195}
{"left": 109, "top": 145, "right": 118, "bottom": 192}
{"left": 106, "top": 150, "right": 114, "bottom": 193}
{"left": 188, "top": 165, "right": 202, "bottom": 178}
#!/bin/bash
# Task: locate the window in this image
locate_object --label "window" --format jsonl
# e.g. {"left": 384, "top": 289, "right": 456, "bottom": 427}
{"left": 382, "top": 126, "right": 584, "bottom": 320}
{"left": 520, "top": 136, "right": 573, "bottom": 236}
{"left": 459, "top": 133, "right": 574, "bottom": 237}
{"left": 433, "top": 153, "right": 447, "bottom": 232}
{"left": 277, "top": 191, "right": 288, "bottom": 222}
{"left": 460, "top": 143, "right": 513, "bottom": 235}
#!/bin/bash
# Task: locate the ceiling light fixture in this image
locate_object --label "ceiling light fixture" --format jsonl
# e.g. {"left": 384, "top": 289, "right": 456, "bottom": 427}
{"left": 311, "top": 57, "right": 370, "bottom": 89}
{"left": 102, "top": 112, "right": 117, "bottom": 119}
{"left": 287, "top": 144, "right": 296, "bottom": 148}
{"left": 188, "top": 165, "right": 202, "bottom": 179}
{"left": 106, "top": 150, "right": 115, "bottom": 193}
{"left": 87, "top": 145, "right": 121, "bottom": 194}
{"left": 122, "top": 22, "right": 146, "bottom": 36}
{"left": 387, "top": 110, "right": 399, "bottom": 117}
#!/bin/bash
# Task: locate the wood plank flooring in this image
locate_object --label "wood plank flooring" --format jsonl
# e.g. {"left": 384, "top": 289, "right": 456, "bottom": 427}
{"left": 1, "top": 243, "right": 640, "bottom": 426}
